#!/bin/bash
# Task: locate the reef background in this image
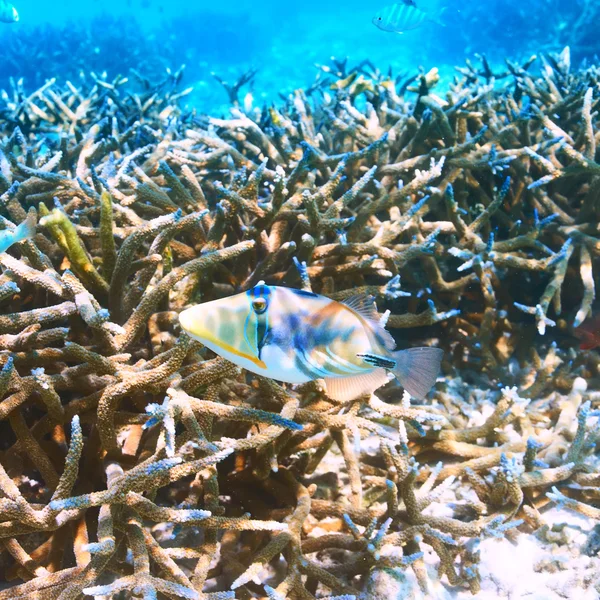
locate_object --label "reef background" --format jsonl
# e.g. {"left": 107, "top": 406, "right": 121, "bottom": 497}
{"left": 1, "top": 1, "right": 600, "bottom": 599}
{"left": 3, "top": 0, "right": 600, "bottom": 113}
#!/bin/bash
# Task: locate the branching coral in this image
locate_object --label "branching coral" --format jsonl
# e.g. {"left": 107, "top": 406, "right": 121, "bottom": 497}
{"left": 0, "top": 48, "right": 599, "bottom": 598}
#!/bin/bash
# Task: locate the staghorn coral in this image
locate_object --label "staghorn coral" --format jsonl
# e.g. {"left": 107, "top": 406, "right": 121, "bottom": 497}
{"left": 0, "top": 48, "right": 599, "bottom": 599}
{"left": 0, "top": 13, "right": 266, "bottom": 94}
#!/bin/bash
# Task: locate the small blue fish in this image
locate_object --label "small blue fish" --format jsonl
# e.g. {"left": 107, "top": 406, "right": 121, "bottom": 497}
{"left": 0, "top": 209, "right": 36, "bottom": 253}
{"left": 179, "top": 282, "right": 443, "bottom": 401}
{"left": 372, "top": 2, "right": 444, "bottom": 33}
{"left": 0, "top": 0, "right": 18, "bottom": 23}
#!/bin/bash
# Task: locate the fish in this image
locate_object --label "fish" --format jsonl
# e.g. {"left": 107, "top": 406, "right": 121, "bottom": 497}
{"left": 372, "top": 2, "right": 444, "bottom": 34}
{"left": 0, "top": 209, "right": 36, "bottom": 253}
{"left": 0, "top": 0, "right": 18, "bottom": 23}
{"left": 179, "top": 282, "right": 443, "bottom": 402}
{"left": 573, "top": 313, "right": 600, "bottom": 350}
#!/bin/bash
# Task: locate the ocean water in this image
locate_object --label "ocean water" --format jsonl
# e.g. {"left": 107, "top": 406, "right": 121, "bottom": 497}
{"left": 1, "top": 0, "right": 596, "bottom": 113}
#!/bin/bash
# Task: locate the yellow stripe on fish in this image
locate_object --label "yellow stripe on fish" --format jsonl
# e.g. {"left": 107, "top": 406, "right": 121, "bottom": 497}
{"left": 179, "top": 282, "right": 443, "bottom": 401}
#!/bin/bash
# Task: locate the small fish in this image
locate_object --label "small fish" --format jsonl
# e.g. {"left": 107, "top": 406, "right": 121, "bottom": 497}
{"left": 372, "top": 2, "right": 444, "bottom": 34}
{"left": 0, "top": 209, "right": 36, "bottom": 253}
{"left": 0, "top": 0, "right": 18, "bottom": 23}
{"left": 179, "top": 283, "right": 443, "bottom": 401}
{"left": 573, "top": 313, "right": 600, "bottom": 350}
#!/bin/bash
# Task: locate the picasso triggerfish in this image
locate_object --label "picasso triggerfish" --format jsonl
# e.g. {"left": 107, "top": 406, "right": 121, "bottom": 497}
{"left": 179, "top": 282, "right": 443, "bottom": 401}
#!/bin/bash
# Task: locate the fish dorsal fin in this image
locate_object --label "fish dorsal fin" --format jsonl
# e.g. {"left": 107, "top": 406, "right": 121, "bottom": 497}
{"left": 342, "top": 294, "right": 396, "bottom": 351}
{"left": 324, "top": 368, "right": 391, "bottom": 402}
{"left": 342, "top": 294, "right": 379, "bottom": 320}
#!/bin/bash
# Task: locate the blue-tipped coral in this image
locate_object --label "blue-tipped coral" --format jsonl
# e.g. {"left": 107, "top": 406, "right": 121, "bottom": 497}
{"left": 0, "top": 47, "right": 599, "bottom": 599}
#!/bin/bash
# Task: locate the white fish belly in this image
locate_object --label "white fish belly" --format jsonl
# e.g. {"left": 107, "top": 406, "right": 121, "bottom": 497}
{"left": 190, "top": 334, "right": 311, "bottom": 384}
{"left": 186, "top": 335, "right": 267, "bottom": 378}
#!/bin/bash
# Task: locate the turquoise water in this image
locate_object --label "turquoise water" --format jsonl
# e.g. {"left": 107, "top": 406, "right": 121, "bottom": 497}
{"left": 1, "top": 0, "right": 596, "bottom": 112}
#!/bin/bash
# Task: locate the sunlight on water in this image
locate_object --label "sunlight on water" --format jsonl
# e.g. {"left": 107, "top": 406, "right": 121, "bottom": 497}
{"left": 2, "top": 0, "right": 591, "bottom": 111}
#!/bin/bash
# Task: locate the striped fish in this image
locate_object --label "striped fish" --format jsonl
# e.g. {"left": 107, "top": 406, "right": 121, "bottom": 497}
{"left": 372, "top": 3, "right": 440, "bottom": 34}
{"left": 0, "top": 0, "right": 18, "bottom": 23}
{"left": 179, "top": 282, "right": 443, "bottom": 402}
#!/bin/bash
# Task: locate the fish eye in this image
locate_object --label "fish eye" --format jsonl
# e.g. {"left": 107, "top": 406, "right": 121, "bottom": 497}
{"left": 252, "top": 297, "right": 268, "bottom": 314}
{"left": 378, "top": 17, "right": 382, "bottom": 20}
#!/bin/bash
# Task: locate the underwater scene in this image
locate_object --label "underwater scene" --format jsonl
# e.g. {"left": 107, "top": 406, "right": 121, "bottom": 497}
{"left": 1, "top": 0, "right": 600, "bottom": 598}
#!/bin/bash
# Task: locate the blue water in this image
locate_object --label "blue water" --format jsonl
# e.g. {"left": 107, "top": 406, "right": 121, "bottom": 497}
{"left": 1, "top": 0, "right": 597, "bottom": 112}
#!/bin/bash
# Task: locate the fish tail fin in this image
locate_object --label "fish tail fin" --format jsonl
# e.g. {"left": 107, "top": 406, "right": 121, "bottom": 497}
{"left": 13, "top": 208, "right": 37, "bottom": 244}
{"left": 391, "top": 347, "right": 443, "bottom": 399}
{"left": 429, "top": 7, "right": 447, "bottom": 27}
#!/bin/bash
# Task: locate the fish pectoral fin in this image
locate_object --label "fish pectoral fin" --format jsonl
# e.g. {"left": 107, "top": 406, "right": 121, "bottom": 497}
{"left": 324, "top": 368, "right": 391, "bottom": 402}
{"left": 357, "top": 353, "right": 396, "bottom": 369}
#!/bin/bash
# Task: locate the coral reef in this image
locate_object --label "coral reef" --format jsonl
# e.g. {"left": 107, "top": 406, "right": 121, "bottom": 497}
{"left": 0, "top": 13, "right": 266, "bottom": 113}
{"left": 0, "top": 47, "right": 599, "bottom": 599}
{"left": 439, "top": 0, "right": 600, "bottom": 61}
{"left": 4, "top": 1, "right": 600, "bottom": 114}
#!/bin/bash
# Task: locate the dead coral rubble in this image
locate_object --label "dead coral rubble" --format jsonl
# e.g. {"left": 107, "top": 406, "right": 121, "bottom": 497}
{"left": 0, "top": 48, "right": 599, "bottom": 598}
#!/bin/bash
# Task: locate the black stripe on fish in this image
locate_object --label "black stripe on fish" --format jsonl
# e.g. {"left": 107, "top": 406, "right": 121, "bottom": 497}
{"left": 256, "top": 312, "right": 269, "bottom": 359}
{"left": 357, "top": 353, "right": 396, "bottom": 369}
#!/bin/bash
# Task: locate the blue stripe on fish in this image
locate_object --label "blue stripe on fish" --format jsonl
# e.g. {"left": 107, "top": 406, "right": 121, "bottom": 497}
{"left": 243, "top": 310, "right": 257, "bottom": 356}
{"left": 295, "top": 347, "right": 331, "bottom": 379}
{"left": 244, "top": 284, "right": 272, "bottom": 359}
{"left": 256, "top": 311, "right": 269, "bottom": 358}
